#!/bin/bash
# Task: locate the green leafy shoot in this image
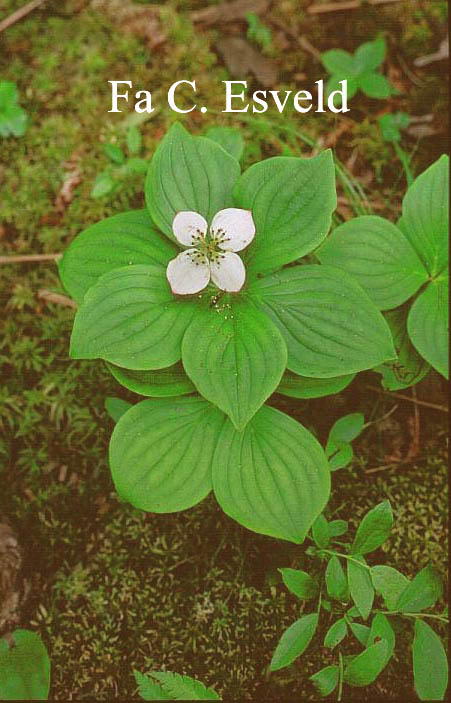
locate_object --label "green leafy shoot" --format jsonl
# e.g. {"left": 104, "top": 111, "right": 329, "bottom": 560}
{"left": 91, "top": 126, "right": 148, "bottom": 199}
{"left": 246, "top": 13, "right": 273, "bottom": 52}
{"left": 134, "top": 670, "right": 221, "bottom": 700}
{"left": 325, "top": 413, "right": 365, "bottom": 471}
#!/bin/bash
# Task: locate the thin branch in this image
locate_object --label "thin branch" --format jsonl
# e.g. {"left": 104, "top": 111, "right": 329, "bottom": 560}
{"left": 271, "top": 19, "right": 321, "bottom": 59}
{"left": 0, "top": 0, "right": 49, "bottom": 34}
{"left": 37, "top": 289, "right": 77, "bottom": 309}
{"left": 366, "top": 385, "right": 448, "bottom": 413}
{"left": 308, "top": 0, "right": 400, "bottom": 14}
{"left": 0, "top": 253, "right": 61, "bottom": 264}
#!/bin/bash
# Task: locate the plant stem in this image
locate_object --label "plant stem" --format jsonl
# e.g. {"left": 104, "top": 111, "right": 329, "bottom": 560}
{"left": 337, "top": 651, "right": 344, "bottom": 702}
{"left": 393, "top": 142, "right": 414, "bottom": 186}
{"left": 320, "top": 549, "right": 371, "bottom": 571}
{"left": 377, "top": 610, "right": 449, "bottom": 624}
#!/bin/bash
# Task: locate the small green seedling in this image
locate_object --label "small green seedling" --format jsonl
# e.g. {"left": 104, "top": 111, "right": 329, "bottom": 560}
{"left": 91, "top": 125, "right": 148, "bottom": 198}
{"left": 271, "top": 501, "right": 448, "bottom": 701}
{"left": 321, "top": 36, "right": 394, "bottom": 104}
{"left": 246, "top": 12, "right": 273, "bottom": 53}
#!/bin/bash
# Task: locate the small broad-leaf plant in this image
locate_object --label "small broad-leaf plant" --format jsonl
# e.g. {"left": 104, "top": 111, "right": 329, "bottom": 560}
{"left": 0, "top": 629, "right": 51, "bottom": 700}
{"left": 270, "top": 501, "right": 449, "bottom": 701}
{"left": 321, "top": 36, "right": 394, "bottom": 104}
{"left": 59, "top": 122, "right": 396, "bottom": 545}
{"left": 91, "top": 126, "right": 149, "bottom": 199}
{"left": 134, "top": 670, "right": 221, "bottom": 701}
{"left": 318, "top": 154, "right": 449, "bottom": 389}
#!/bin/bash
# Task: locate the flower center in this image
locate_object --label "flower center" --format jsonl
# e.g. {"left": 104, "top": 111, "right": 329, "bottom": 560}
{"left": 190, "top": 227, "right": 232, "bottom": 265}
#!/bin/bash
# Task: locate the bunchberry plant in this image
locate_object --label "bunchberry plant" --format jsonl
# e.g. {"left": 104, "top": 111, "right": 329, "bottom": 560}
{"left": 135, "top": 670, "right": 221, "bottom": 700}
{"left": 321, "top": 36, "right": 394, "bottom": 104}
{"left": 0, "top": 81, "right": 28, "bottom": 138}
{"left": 318, "top": 154, "right": 449, "bottom": 388}
{"left": 59, "top": 122, "right": 396, "bottom": 544}
{"left": 270, "top": 502, "right": 448, "bottom": 701}
{"left": 0, "top": 629, "right": 50, "bottom": 700}
{"left": 91, "top": 126, "right": 148, "bottom": 199}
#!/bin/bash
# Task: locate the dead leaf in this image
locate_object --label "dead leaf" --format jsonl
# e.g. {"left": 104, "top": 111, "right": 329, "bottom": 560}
{"left": 91, "top": 0, "right": 166, "bottom": 50}
{"left": 217, "top": 37, "right": 277, "bottom": 87}
{"left": 54, "top": 151, "right": 82, "bottom": 214}
{"left": 191, "top": 0, "right": 269, "bottom": 26}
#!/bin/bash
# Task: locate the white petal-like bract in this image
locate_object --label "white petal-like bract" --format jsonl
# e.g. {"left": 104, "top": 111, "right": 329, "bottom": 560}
{"left": 210, "top": 252, "right": 246, "bottom": 292}
{"left": 172, "top": 211, "right": 208, "bottom": 247}
{"left": 166, "top": 249, "right": 210, "bottom": 295}
{"left": 211, "top": 208, "right": 256, "bottom": 252}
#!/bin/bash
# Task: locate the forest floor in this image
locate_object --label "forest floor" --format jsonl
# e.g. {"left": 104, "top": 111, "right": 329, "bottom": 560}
{"left": 0, "top": 0, "right": 448, "bottom": 699}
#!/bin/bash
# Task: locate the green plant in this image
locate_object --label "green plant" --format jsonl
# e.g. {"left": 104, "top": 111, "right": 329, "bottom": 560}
{"left": 317, "top": 154, "right": 449, "bottom": 386}
{"left": 246, "top": 12, "right": 273, "bottom": 53}
{"left": 91, "top": 125, "right": 148, "bottom": 198}
{"left": 321, "top": 36, "right": 394, "bottom": 104}
{"left": 379, "top": 111, "right": 414, "bottom": 185}
{"left": 59, "top": 122, "right": 396, "bottom": 545}
{"left": 0, "top": 81, "right": 28, "bottom": 138}
{"left": 0, "top": 630, "right": 50, "bottom": 700}
{"left": 270, "top": 502, "right": 448, "bottom": 701}
{"left": 135, "top": 670, "right": 221, "bottom": 700}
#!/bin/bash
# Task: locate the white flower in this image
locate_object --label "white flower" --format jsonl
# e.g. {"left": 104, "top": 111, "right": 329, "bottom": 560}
{"left": 166, "top": 208, "right": 255, "bottom": 295}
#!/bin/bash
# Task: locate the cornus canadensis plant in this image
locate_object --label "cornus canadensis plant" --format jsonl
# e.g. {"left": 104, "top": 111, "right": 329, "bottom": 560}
{"left": 59, "top": 123, "right": 396, "bottom": 544}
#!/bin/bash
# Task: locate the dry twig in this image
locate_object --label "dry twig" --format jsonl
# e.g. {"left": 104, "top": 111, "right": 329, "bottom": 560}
{"left": 366, "top": 385, "right": 448, "bottom": 413}
{"left": 37, "top": 289, "right": 77, "bottom": 309}
{"left": 0, "top": 253, "right": 61, "bottom": 264}
{"left": 308, "top": 0, "right": 400, "bottom": 14}
{"left": 0, "top": 0, "right": 49, "bottom": 34}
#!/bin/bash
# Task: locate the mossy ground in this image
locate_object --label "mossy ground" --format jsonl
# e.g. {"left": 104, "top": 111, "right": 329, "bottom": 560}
{"left": 0, "top": 0, "right": 448, "bottom": 699}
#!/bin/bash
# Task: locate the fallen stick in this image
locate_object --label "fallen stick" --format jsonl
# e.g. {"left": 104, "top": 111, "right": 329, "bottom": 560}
{"left": 366, "top": 385, "right": 448, "bottom": 413}
{"left": 0, "top": 0, "right": 49, "bottom": 34}
{"left": 37, "top": 289, "right": 77, "bottom": 309}
{"left": 308, "top": 0, "right": 400, "bottom": 14}
{"left": 0, "top": 253, "right": 61, "bottom": 264}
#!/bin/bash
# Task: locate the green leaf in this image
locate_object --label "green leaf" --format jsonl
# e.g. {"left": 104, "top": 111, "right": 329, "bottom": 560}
{"left": 379, "top": 112, "right": 410, "bottom": 143}
{"left": 182, "top": 296, "right": 287, "bottom": 430}
{"left": 249, "top": 265, "right": 396, "bottom": 377}
{"left": 326, "top": 555, "right": 349, "bottom": 601}
{"left": 213, "top": 405, "right": 330, "bottom": 544}
{"left": 105, "top": 396, "right": 132, "bottom": 422}
{"left": 348, "top": 556, "right": 374, "bottom": 620}
{"left": 408, "top": 277, "right": 449, "bottom": 378}
{"left": 104, "top": 142, "right": 126, "bottom": 164}
{"left": 309, "top": 665, "right": 339, "bottom": 697}
{"left": 233, "top": 151, "right": 336, "bottom": 276}
{"left": 328, "top": 444, "right": 353, "bottom": 471}
{"left": 412, "top": 619, "right": 448, "bottom": 701}
{"left": 59, "top": 209, "right": 177, "bottom": 303}
{"left": 70, "top": 265, "right": 196, "bottom": 370}
{"left": 351, "top": 500, "right": 393, "bottom": 555}
{"left": 107, "top": 362, "right": 195, "bottom": 397}
{"left": 324, "top": 618, "right": 348, "bottom": 649}
{"left": 359, "top": 72, "right": 392, "bottom": 99}
{"left": 204, "top": 126, "right": 244, "bottom": 161}
{"left": 396, "top": 564, "right": 443, "bottom": 613}
{"left": 343, "top": 639, "right": 388, "bottom": 686}
{"left": 124, "top": 157, "right": 149, "bottom": 175}
{"left": 401, "top": 154, "right": 449, "bottom": 275}
{"left": 277, "top": 370, "right": 355, "bottom": 399}
{"left": 374, "top": 306, "right": 431, "bottom": 391}
{"left": 328, "top": 413, "right": 365, "bottom": 446}
{"left": 353, "top": 36, "right": 386, "bottom": 73}
{"left": 326, "top": 75, "right": 359, "bottom": 107}
{"left": 347, "top": 605, "right": 361, "bottom": 619}
{"left": 312, "top": 514, "right": 330, "bottom": 548}
{"left": 349, "top": 622, "right": 370, "bottom": 646}
{"left": 127, "top": 126, "right": 142, "bottom": 155}
{"left": 321, "top": 49, "right": 355, "bottom": 76}
{"left": 367, "top": 614, "right": 395, "bottom": 669}
{"left": 371, "top": 565, "right": 410, "bottom": 611}
{"left": 269, "top": 613, "right": 318, "bottom": 672}
{"left": 329, "top": 519, "right": 348, "bottom": 537}
{"left": 317, "top": 216, "right": 429, "bottom": 310}
{"left": 148, "top": 672, "right": 220, "bottom": 700}
{"left": 279, "top": 568, "right": 319, "bottom": 600}
{"left": 91, "top": 170, "right": 116, "bottom": 198}
{"left": 145, "top": 122, "right": 240, "bottom": 240}
{"left": 0, "top": 81, "right": 28, "bottom": 137}
{"left": 134, "top": 670, "right": 172, "bottom": 700}
{"left": 0, "top": 629, "right": 50, "bottom": 700}
{"left": 110, "top": 396, "right": 226, "bottom": 512}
